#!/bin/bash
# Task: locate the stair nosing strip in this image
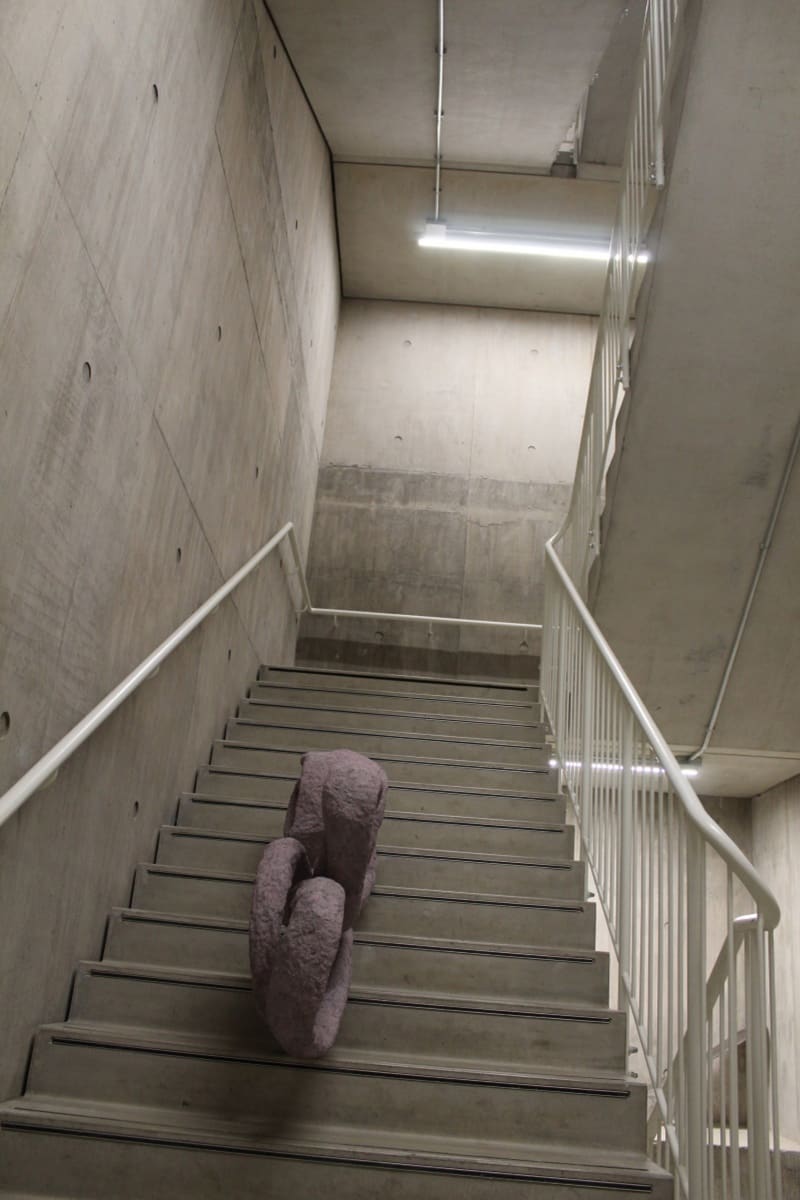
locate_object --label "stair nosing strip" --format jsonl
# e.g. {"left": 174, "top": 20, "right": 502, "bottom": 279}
{"left": 77, "top": 960, "right": 619, "bottom": 1021}
{"left": 242, "top": 696, "right": 544, "bottom": 729}
{"left": 215, "top": 739, "right": 555, "bottom": 777}
{"left": 140, "top": 861, "right": 589, "bottom": 912}
{"left": 0, "top": 1104, "right": 666, "bottom": 1186}
{"left": 251, "top": 682, "right": 540, "bottom": 709}
{"left": 228, "top": 717, "right": 546, "bottom": 753}
{"left": 178, "top": 798, "right": 568, "bottom": 834}
{"left": 155, "top": 836, "right": 579, "bottom": 872}
{"left": 262, "top": 664, "right": 536, "bottom": 692}
{"left": 109, "top": 908, "right": 601, "bottom": 962}
{"left": 198, "top": 765, "right": 563, "bottom": 801}
{"left": 37, "top": 1024, "right": 634, "bottom": 1097}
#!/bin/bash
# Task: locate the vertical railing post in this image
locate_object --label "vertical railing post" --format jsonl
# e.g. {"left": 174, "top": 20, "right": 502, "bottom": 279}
{"left": 556, "top": 592, "right": 567, "bottom": 757}
{"left": 618, "top": 710, "right": 634, "bottom": 1000}
{"left": 581, "top": 645, "right": 595, "bottom": 840}
{"left": 685, "top": 824, "right": 708, "bottom": 1197}
{"left": 747, "top": 920, "right": 773, "bottom": 1198}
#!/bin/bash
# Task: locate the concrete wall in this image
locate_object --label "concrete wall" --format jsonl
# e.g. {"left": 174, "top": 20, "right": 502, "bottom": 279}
{"left": 752, "top": 776, "right": 800, "bottom": 1145}
{"left": 0, "top": 0, "right": 339, "bottom": 1098}
{"left": 298, "top": 299, "right": 595, "bottom": 678}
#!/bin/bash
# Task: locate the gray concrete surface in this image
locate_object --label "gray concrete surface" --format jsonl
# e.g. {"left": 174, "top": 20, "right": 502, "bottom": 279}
{"left": 591, "top": 0, "right": 800, "bottom": 793}
{"left": 0, "top": 0, "right": 338, "bottom": 1099}
{"left": 269, "top": 0, "right": 626, "bottom": 170}
{"left": 579, "top": 0, "right": 646, "bottom": 168}
{"left": 335, "top": 163, "right": 618, "bottom": 314}
{"left": 299, "top": 299, "right": 593, "bottom": 675}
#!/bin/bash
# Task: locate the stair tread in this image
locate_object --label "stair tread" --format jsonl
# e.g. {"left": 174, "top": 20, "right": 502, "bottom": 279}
{"left": 179, "top": 793, "right": 568, "bottom": 833}
{"left": 33, "top": 1021, "right": 637, "bottom": 1094}
{"left": 107, "top": 907, "right": 602, "bottom": 963}
{"left": 217, "top": 734, "right": 551, "bottom": 772}
{"left": 0, "top": 1098, "right": 670, "bottom": 1184}
{"left": 242, "top": 696, "right": 544, "bottom": 729}
{"left": 217, "top": 737, "right": 552, "bottom": 773}
{"left": 142, "top": 857, "right": 590, "bottom": 913}
{"left": 251, "top": 680, "right": 539, "bottom": 711}
{"left": 155, "top": 833, "right": 579, "bottom": 872}
{"left": 229, "top": 716, "right": 546, "bottom": 752}
{"left": 75, "top": 959, "right": 623, "bottom": 1022}
{"left": 200, "top": 763, "right": 560, "bottom": 800}
{"left": 261, "top": 664, "right": 537, "bottom": 692}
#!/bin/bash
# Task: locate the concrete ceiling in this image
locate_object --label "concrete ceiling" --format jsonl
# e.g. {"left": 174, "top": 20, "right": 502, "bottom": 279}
{"left": 269, "top": 0, "right": 628, "bottom": 170}
{"left": 268, "top": 0, "right": 633, "bottom": 312}
{"left": 335, "top": 163, "right": 617, "bottom": 313}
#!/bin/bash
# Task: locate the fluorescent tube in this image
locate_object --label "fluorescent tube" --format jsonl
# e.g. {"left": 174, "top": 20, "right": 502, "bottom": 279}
{"left": 419, "top": 221, "right": 648, "bottom": 264}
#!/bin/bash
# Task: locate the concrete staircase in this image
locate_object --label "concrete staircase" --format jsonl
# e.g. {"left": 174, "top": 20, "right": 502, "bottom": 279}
{"left": 0, "top": 664, "right": 672, "bottom": 1198}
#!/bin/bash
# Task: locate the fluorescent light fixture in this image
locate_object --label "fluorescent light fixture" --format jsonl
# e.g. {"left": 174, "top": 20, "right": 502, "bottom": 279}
{"left": 549, "top": 757, "right": 699, "bottom": 779}
{"left": 419, "top": 220, "right": 649, "bottom": 264}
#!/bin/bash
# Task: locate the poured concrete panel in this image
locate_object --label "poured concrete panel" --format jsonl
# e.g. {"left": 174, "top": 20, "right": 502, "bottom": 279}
{"left": 0, "top": 0, "right": 338, "bottom": 1098}
{"left": 322, "top": 300, "right": 595, "bottom": 480}
{"left": 299, "top": 299, "right": 589, "bottom": 676}
{"left": 269, "top": 0, "right": 625, "bottom": 170}
{"left": 31, "top": 0, "right": 243, "bottom": 401}
{"left": 580, "top": 0, "right": 646, "bottom": 168}
{"left": 0, "top": 0, "right": 66, "bottom": 110}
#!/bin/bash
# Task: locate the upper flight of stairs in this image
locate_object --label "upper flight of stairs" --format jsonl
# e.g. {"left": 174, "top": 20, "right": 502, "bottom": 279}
{"left": 0, "top": 664, "right": 671, "bottom": 1199}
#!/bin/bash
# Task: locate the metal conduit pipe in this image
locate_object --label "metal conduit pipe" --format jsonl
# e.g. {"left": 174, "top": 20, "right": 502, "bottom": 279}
{"left": 434, "top": 0, "right": 445, "bottom": 220}
{"left": 689, "top": 414, "right": 800, "bottom": 762}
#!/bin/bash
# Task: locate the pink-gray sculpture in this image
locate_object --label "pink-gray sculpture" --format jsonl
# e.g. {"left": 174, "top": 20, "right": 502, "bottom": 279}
{"left": 249, "top": 749, "right": 388, "bottom": 1058}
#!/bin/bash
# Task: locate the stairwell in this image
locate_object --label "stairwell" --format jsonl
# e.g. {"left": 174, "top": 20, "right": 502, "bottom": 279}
{"left": 0, "top": 664, "right": 671, "bottom": 1198}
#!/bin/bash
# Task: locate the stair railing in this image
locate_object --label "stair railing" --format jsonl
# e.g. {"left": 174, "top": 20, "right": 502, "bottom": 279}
{"left": 543, "top": 534, "right": 782, "bottom": 1200}
{"left": 0, "top": 519, "right": 538, "bottom": 831}
{"left": 560, "top": 0, "right": 684, "bottom": 597}
{"left": 544, "top": 1, "right": 782, "bottom": 1194}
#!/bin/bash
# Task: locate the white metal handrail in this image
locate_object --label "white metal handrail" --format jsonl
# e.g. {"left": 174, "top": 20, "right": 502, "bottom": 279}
{"left": 542, "top": 543, "right": 781, "bottom": 1199}
{"left": 309, "top": 608, "right": 540, "bottom": 633}
{"left": 542, "top": 1, "right": 783, "bottom": 1195}
{"left": 0, "top": 520, "right": 540, "bottom": 831}
{"left": 0, "top": 522, "right": 299, "bottom": 828}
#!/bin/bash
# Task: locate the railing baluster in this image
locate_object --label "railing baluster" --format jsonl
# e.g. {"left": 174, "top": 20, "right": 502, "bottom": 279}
{"left": 541, "top": 545, "right": 780, "bottom": 1198}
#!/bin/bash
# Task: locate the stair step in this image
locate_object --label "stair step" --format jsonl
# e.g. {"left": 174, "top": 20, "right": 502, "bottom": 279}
{"left": 193, "top": 769, "right": 567, "bottom": 822}
{"left": 250, "top": 680, "right": 541, "bottom": 720}
{"left": 225, "top": 716, "right": 548, "bottom": 766}
{"left": 1, "top": 660, "right": 671, "bottom": 1199}
{"left": 133, "top": 860, "right": 595, "bottom": 946}
{"left": 151, "top": 833, "right": 584, "bottom": 900}
{"left": 0, "top": 1105, "right": 673, "bottom": 1200}
{"left": 260, "top": 664, "right": 537, "bottom": 701}
{"left": 146, "top": 836, "right": 584, "bottom": 902}
{"left": 69, "top": 961, "right": 627, "bottom": 1074}
{"left": 239, "top": 697, "right": 546, "bottom": 742}
{"left": 210, "top": 741, "right": 559, "bottom": 792}
{"left": 23, "top": 1023, "right": 647, "bottom": 1158}
{"left": 176, "top": 794, "right": 573, "bottom": 856}
{"left": 103, "top": 909, "right": 610, "bottom": 1006}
